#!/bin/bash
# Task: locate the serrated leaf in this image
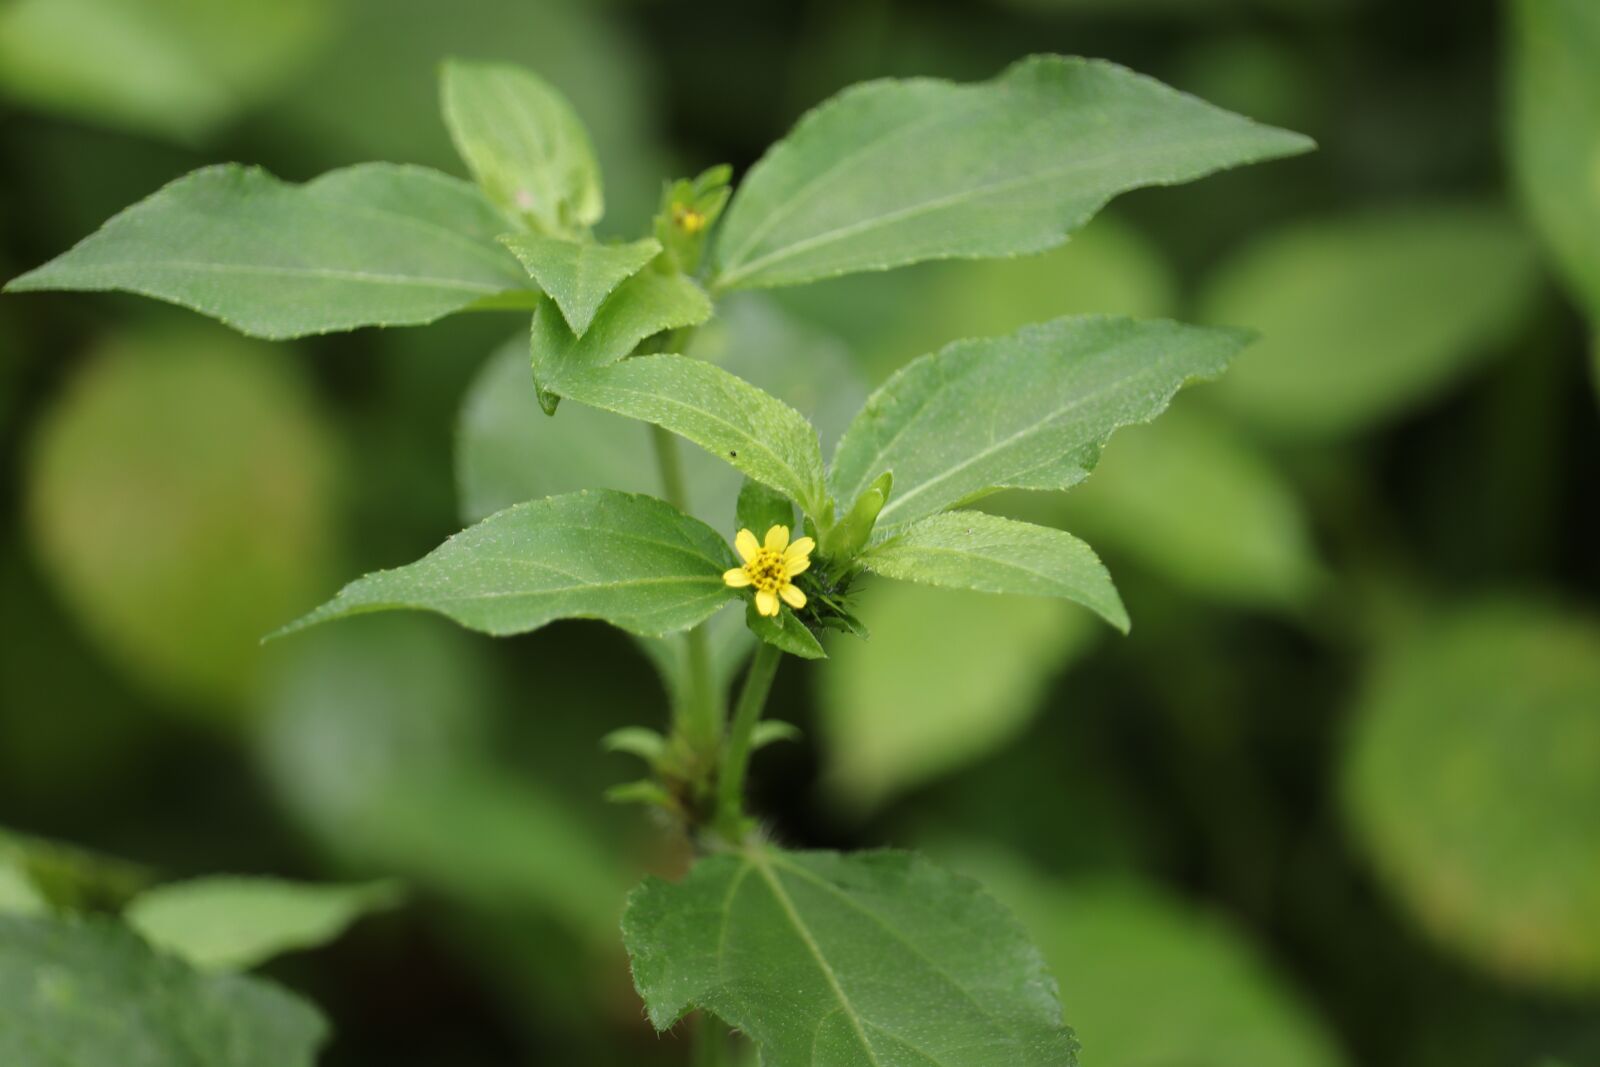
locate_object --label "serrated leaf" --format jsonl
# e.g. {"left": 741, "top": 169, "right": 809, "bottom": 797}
{"left": 622, "top": 846, "right": 1077, "bottom": 1067}
{"left": 1509, "top": 0, "right": 1600, "bottom": 324}
{"left": 831, "top": 315, "right": 1249, "bottom": 532}
{"left": 712, "top": 54, "right": 1310, "bottom": 290}
{"left": 746, "top": 601, "right": 826, "bottom": 660}
{"left": 277, "top": 490, "right": 738, "bottom": 640}
{"left": 4, "top": 163, "right": 533, "bottom": 338}
{"left": 531, "top": 269, "right": 712, "bottom": 410}
{"left": 860, "top": 512, "right": 1127, "bottom": 632}
{"left": 557, "top": 354, "right": 829, "bottom": 518}
{"left": 500, "top": 233, "right": 660, "bottom": 334}
{"left": 0, "top": 915, "right": 326, "bottom": 1067}
{"left": 439, "top": 58, "right": 603, "bottom": 234}
{"left": 1201, "top": 205, "right": 1539, "bottom": 437}
{"left": 125, "top": 876, "right": 400, "bottom": 972}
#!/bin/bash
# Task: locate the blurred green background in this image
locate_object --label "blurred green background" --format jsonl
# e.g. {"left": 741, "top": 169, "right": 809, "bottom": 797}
{"left": 2, "top": 0, "right": 1598, "bottom": 1065}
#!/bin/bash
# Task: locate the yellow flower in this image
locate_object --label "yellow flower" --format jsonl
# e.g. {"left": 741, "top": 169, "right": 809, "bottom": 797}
{"left": 672, "top": 202, "right": 707, "bottom": 234}
{"left": 723, "top": 524, "right": 813, "bottom": 617}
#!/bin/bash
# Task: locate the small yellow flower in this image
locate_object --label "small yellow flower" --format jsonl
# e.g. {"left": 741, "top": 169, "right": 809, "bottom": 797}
{"left": 672, "top": 202, "right": 707, "bottom": 234}
{"left": 724, "top": 524, "right": 813, "bottom": 617}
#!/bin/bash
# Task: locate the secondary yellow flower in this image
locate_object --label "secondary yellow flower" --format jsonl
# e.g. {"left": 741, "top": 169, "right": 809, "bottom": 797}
{"left": 724, "top": 524, "right": 813, "bottom": 617}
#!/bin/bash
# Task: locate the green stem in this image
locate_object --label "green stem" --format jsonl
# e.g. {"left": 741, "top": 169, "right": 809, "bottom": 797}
{"left": 693, "top": 1013, "right": 729, "bottom": 1067}
{"left": 650, "top": 424, "right": 719, "bottom": 755}
{"left": 717, "top": 641, "right": 783, "bottom": 835}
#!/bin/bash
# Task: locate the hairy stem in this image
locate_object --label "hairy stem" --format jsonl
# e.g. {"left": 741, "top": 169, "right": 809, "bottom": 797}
{"left": 717, "top": 640, "right": 783, "bottom": 835}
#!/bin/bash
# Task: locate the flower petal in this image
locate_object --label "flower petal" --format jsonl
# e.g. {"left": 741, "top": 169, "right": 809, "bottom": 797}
{"left": 755, "top": 589, "right": 780, "bottom": 616}
{"left": 723, "top": 567, "right": 752, "bottom": 588}
{"left": 784, "top": 555, "right": 811, "bottom": 578}
{"left": 735, "top": 529, "right": 759, "bottom": 562}
{"left": 764, "top": 524, "right": 790, "bottom": 552}
{"left": 780, "top": 583, "right": 807, "bottom": 610}
{"left": 784, "top": 536, "right": 815, "bottom": 561}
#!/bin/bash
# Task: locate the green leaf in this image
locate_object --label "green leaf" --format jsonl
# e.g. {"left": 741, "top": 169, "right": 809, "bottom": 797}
{"left": 1509, "top": 0, "right": 1600, "bottom": 324}
{"left": 860, "top": 512, "right": 1127, "bottom": 632}
{"left": 752, "top": 720, "right": 802, "bottom": 749}
{"left": 0, "top": 828, "right": 152, "bottom": 914}
{"left": 26, "top": 324, "right": 338, "bottom": 710}
{"left": 531, "top": 268, "right": 712, "bottom": 411}
{"left": 712, "top": 54, "right": 1310, "bottom": 290}
{"left": 0, "top": 915, "right": 326, "bottom": 1067}
{"left": 736, "top": 478, "right": 796, "bottom": 537}
{"left": 439, "top": 57, "right": 604, "bottom": 235}
{"left": 831, "top": 315, "right": 1249, "bottom": 532}
{"left": 0, "top": 0, "right": 329, "bottom": 143}
{"left": 4, "top": 163, "right": 534, "bottom": 339}
{"left": 278, "top": 490, "right": 738, "bottom": 640}
{"left": 125, "top": 877, "right": 400, "bottom": 972}
{"left": 1342, "top": 600, "right": 1600, "bottom": 994}
{"left": 622, "top": 846, "right": 1078, "bottom": 1067}
{"left": 500, "top": 233, "right": 660, "bottom": 333}
{"left": 746, "top": 601, "right": 826, "bottom": 660}
{"left": 0, "top": 863, "right": 47, "bottom": 916}
{"left": 557, "top": 354, "right": 830, "bottom": 518}
{"left": 823, "top": 584, "right": 1097, "bottom": 810}
{"left": 1201, "top": 205, "right": 1540, "bottom": 437}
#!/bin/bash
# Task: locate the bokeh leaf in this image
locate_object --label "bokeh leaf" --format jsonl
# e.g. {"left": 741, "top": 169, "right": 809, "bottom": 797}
{"left": 1202, "top": 205, "right": 1540, "bottom": 436}
{"left": 0, "top": 915, "right": 326, "bottom": 1067}
{"left": 712, "top": 55, "right": 1310, "bottom": 289}
{"left": 5, "top": 163, "right": 533, "bottom": 339}
{"left": 1342, "top": 600, "right": 1600, "bottom": 993}
{"left": 830, "top": 315, "right": 1251, "bottom": 531}
{"left": 860, "top": 512, "right": 1128, "bottom": 631}
{"left": 439, "top": 58, "right": 604, "bottom": 234}
{"left": 279, "top": 490, "right": 738, "bottom": 640}
{"left": 622, "top": 846, "right": 1078, "bottom": 1067}
{"left": 125, "top": 876, "right": 400, "bottom": 972}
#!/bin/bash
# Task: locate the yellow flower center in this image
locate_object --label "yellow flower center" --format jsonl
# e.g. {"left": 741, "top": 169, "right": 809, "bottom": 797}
{"left": 673, "top": 203, "right": 706, "bottom": 234}
{"left": 744, "top": 547, "right": 788, "bottom": 595}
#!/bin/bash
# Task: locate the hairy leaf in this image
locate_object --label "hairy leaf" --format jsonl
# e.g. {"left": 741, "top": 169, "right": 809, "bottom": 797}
{"left": 278, "top": 490, "right": 738, "bottom": 640}
{"left": 712, "top": 55, "right": 1310, "bottom": 290}
{"left": 622, "top": 846, "right": 1078, "bottom": 1067}
{"left": 126, "top": 876, "right": 399, "bottom": 972}
{"left": 439, "top": 58, "right": 603, "bottom": 234}
{"left": 0, "top": 915, "right": 326, "bottom": 1067}
{"left": 831, "top": 315, "right": 1249, "bottom": 531}
{"left": 4, "top": 163, "right": 533, "bottom": 338}
{"left": 860, "top": 512, "right": 1127, "bottom": 631}
{"left": 557, "top": 355, "right": 829, "bottom": 518}
{"left": 501, "top": 232, "right": 660, "bottom": 333}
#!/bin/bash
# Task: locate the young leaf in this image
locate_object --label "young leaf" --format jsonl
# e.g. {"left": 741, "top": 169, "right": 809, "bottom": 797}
{"left": 439, "top": 58, "right": 603, "bottom": 235}
{"left": 4, "top": 163, "right": 533, "bottom": 338}
{"left": 624, "top": 846, "right": 1077, "bottom": 1067}
{"left": 557, "top": 355, "right": 830, "bottom": 518}
{"left": 125, "top": 877, "right": 400, "bottom": 972}
{"left": 276, "top": 490, "right": 738, "bottom": 640}
{"left": 860, "top": 512, "right": 1128, "bottom": 632}
{"left": 499, "top": 233, "right": 660, "bottom": 334}
{"left": 712, "top": 54, "right": 1311, "bottom": 290}
{"left": 830, "top": 315, "right": 1250, "bottom": 531}
{"left": 531, "top": 269, "right": 712, "bottom": 411}
{"left": 0, "top": 915, "right": 326, "bottom": 1067}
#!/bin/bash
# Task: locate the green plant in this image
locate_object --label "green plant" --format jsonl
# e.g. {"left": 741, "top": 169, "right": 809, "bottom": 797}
{"left": 5, "top": 55, "right": 1309, "bottom": 1065}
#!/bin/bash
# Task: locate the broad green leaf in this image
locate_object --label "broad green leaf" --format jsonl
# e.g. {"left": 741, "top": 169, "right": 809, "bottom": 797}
{"left": 622, "top": 846, "right": 1078, "bottom": 1067}
{"left": 5, "top": 163, "right": 534, "bottom": 339}
{"left": 861, "top": 512, "right": 1128, "bottom": 632}
{"left": 26, "top": 325, "right": 337, "bottom": 709}
{"left": 557, "top": 355, "right": 830, "bottom": 518}
{"left": 1202, "top": 205, "right": 1539, "bottom": 436}
{"left": 440, "top": 58, "right": 604, "bottom": 235}
{"left": 956, "top": 853, "right": 1346, "bottom": 1067}
{"left": 1342, "top": 600, "right": 1600, "bottom": 993}
{"left": 747, "top": 602, "right": 826, "bottom": 660}
{"left": 1046, "top": 403, "right": 1320, "bottom": 609}
{"left": 500, "top": 232, "right": 660, "bottom": 333}
{"left": 712, "top": 54, "right": 1310, "bottom": 290}
{"left": 126, "top": 877, "right": 399, "bottom": 972}
{"left": 1509, "top": 0, "right": 1600, "bottom": 323}
{"left": 831, "top": 315, "right": 1250, "bottom": 531}
{"left": 0, "top": 915, "right": 326, "bottom": 1067}
{"left": 0, "top": 0, "right": 328, "bottom": 142}
{"left": 823, "top": 585, "right": 1098, "bottom": 810}
{"left": 278, "top": 490, "right": 737, "bottom": 640}
{"left": 531, "top": 268, "right": 712, "bottom": 409}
